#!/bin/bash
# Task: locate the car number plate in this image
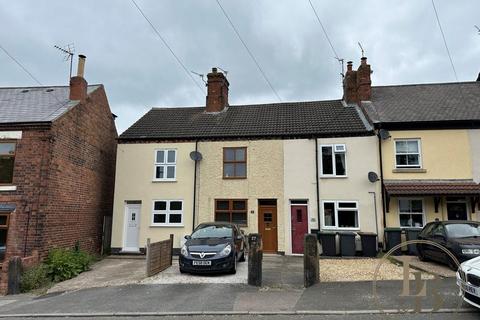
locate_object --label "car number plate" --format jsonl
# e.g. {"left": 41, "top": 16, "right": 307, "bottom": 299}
{"left": 193, "top": 260, "right": 211, "bottom": 266}
{"left": 460, "top": 281, "right": 480, "bottom": 296}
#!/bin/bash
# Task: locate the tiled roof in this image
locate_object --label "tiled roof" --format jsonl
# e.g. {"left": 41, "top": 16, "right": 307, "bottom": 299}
{"left": 384, "top": 180, "right": 480, "bottom": 195}
{"left": 0, "top": 85, "right": 101, "bottom": 124}
{"left": 363, "top": 81, "right": 480, "bottom": 123}
{"left": 119, "top": 100, "right": 372, "bottom": 140}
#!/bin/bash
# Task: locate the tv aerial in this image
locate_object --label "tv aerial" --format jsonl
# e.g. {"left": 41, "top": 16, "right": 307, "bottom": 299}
{"left": 475, "top": 25, "right": 480, "bottom": 34}
{"left": 216, "top": 67, "right": 228, "bottom": 77}
{"left": 358, "top": 42, "right": 365, "bottom": 58}
{"left": 191, "top": 71, "right": 207, "bottom": 85}
{"left": 54, "top": 43, "right": 75, "bottom": 80}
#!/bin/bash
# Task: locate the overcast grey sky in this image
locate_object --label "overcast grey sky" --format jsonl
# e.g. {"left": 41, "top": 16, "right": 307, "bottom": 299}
{"left": 1, "top": 1, "right": 479, "bottom": 133}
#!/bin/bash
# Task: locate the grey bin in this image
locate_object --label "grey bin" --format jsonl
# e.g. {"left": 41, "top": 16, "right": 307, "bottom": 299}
{"left": 318, "top": 231, "right": 337, "bottom": 256}
{"left": 358, "top": 232, "right": 378, "bottom": 257}
{"left": 338, "top": 231, "right": 357, "bottom": 257}
{"left": 405, "top": 228, "right": 422, "bottom": 255}
{"left": 384, "top": 228, "right": 403, "bottom": 256}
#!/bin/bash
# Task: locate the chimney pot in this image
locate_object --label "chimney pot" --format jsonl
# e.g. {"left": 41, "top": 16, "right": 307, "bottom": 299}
{"left": 77, "top": 54, "right": 86, "bottom": 78}
{"left": 206, "top": 68, "right": 229, "bottom": 113}
{"left": 361, "top": 57, "right": 367, "bottom": 65}
{"left": 69, "top": 54, "right": 88, "bottom": 101}
{"left": 347, "top": 61, "right": 353, "bottom": 72}
{"left": 212, "top": 67, "right": 218, "bottom": 73}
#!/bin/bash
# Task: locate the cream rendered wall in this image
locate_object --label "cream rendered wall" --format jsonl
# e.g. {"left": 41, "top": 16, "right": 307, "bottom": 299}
{"left": 196, "top": 140, "right": 285, "bottom": 251}
{"left": 317, "top": 136, "right": 383, "bottom": 236}
{"left": 468, "top": 129, "right": 480, "bottom": 184}
{"left": 111, "top": 142, "right": 196, "bottom": 249}
{"left": 382, "top": 130, "right": 472, "bottom": 180}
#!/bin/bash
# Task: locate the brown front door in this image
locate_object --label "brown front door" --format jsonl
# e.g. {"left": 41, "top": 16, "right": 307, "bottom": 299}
{"left": 291, "top": 205, "right": 308, "bottom": 254}
{"left": 258, "top": 204, "right": 278, "bottom": 253}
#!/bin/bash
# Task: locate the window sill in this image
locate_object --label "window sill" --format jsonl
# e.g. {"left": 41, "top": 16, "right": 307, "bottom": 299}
{"left": 0, "top": 185, "right": 16, "bottom": 192}
{"left": 392, "top": 168, "right": 427, "bottom": 173}
{"left": 223, "top": 177, "right": 247, "bottom": 180}
{"left": 320, "top": 176, "right": 348, "bottom": 179}
{"left": 322, "top": 227, "right": 360, "bottom": 231}
{"left": 152, "top": 179, "right": 177, "bottom": 183}
{"left": 150, "top": 224, "right": 184, "bottom": 228}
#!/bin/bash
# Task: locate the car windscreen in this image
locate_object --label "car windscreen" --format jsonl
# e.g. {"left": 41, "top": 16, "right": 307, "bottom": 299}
{"left": 191, "top": 225, "right": 233, "bottom": 239}
{"left": 445, "top": 224, "right": 480, "bottom": 238}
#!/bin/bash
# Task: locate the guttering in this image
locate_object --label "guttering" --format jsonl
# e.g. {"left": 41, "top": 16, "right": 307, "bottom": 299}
{"left": 315, "top": 138, "right": 321, "bottom": 232}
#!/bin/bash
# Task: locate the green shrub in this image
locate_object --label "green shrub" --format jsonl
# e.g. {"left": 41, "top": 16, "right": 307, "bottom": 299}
{"left": 20, "top": 264, "right": 50, "bottom": 293}
{"left": 45, "top": 248, "right": 93, "bottom": 282}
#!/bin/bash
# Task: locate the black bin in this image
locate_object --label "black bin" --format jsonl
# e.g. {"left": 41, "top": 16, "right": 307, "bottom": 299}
{"left": 358, "top": 232, "right": 378, "bottom": 257}
{"left": 384, "top": 227, "right": 402, "bottom": 256}
{"left": 405, "top": 228, "right": 422, "bottom": 255}
{"left": 338, "top": 231, "right": 356, "bottom": 257}
{"left": 318, "top": 231, "right": 337, "bottom": 256}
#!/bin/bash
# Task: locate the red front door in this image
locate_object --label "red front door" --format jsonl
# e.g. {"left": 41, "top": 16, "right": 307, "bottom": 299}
{"left": 291, "top": 205, "right": 308, "bottom": 254}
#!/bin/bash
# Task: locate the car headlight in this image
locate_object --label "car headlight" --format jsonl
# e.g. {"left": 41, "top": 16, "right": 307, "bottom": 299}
{"left": 219, "top": 244, "right": 232, "bottom": 257}
{"left": 181, "top": 245, "right": 189, "bottom": 257}
{"left": 462, "top": 248, "right": 480, "bottom": 255}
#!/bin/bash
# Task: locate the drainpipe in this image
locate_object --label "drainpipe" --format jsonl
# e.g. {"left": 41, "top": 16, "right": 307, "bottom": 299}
{"left": 315, "top": 138, "right": 321, "bottom": 232}
{"left": 192, "top": 141, "right": 198, "bottom": 232}
{"left": 378, "top": 131, "right": 386, "bottom": 229}
{"left": 369, "top": 191, "right": 379, "bottom": 236}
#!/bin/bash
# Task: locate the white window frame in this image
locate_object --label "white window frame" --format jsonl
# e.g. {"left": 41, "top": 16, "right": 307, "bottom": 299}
{"left": 394, "top": 139, "right": 422, "bottom": 169}
{"left": 398, "top": 198, "right": 425, "bottom": 228}
{"left": 320, "top": 144, "right": 347, "bottom": 177}
{"left": 151, "top": 200, "right": 184, "bottom": 227}
{"left": 321, "top": 200, "right": 360, "bottom": 230}
{"left": 153, "top": 149, "right": 177, "bottom": 181}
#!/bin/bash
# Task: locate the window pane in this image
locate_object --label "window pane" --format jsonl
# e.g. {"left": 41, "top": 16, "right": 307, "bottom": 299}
{"left": 224, "top": 163, "right": 235, "bottom": 178}
{"left": 215, "top": 212, "right": 230, "bottom": 222}
{"left": 167, "top": 150, "right": 176, "bottom": 163}
{"left": 166, "top": 166, "right": 175, "bottom": 179}
{"left": 396, "top": 141, "right": 407, "bottom": 153}
{"left": 0, "top": 143, "right": 15, "bottom": 155}
{"left": 169, "top": 214, "right": 182, "bottom": 224}
{"left": 400, "top": 214, "right": 411, "bottom": 227}
{"left": 170, "top": 201, "right": 182, "bottom": 211}
{"left": 232, "top": 212, "right": 247, "bottom": 225}
{"left": 235, "top": 148, "right": 245, "bottom": 161}
{"left": 216, "top": 200, "right": 230, "bottom": 210}
{"left": 156, "top": 150, "right": 165, "bottom": 163}
{"left": 338, "top": 210, "right": 358, "bottom": 228}
{"left": 0, "top": 229, "right": 6, "bottom": 261}
{"left": 335, "top": 153, "right": 346, "bottom": 175}
{"left": 398, "top": 199, "right": 410, "bottom": 213}
{"left": 396, "top": 155, "right": 407, "bottom": 166}
{"left": 412, "top": 214, "right": 424, "bottom": 227}
{"left": 338, "top": 202, "right": 357, "bottom": 208}
{"left": 153, "top": 214, "right": 166, "bottom": 223}
{"left": 154, "top": 201, "right": 167, "bottom": 211}
{"left": 235, "top": 163, "right": 246, "bottom": 177}
{"left": 155, "top": 166, "right": 164, "bottom": 179}
{"left": 323, "top": 202, "right": 335, "bottom": 227}
{"left": 407, "top": 141, "right": 419, "bottom": 153}
{"left": 0, "top": 157, "right": 14, "bottom": 184}
{"left": 224, "top": 149, "right": 235, "bottom": 161}
{"left": 322, "top": 147, "right": 333, "bottom": 174}
{"left": 233, "top": 200, "right": 246, "bottom": 210}
{"left": 0, "top": 216, "right": 7, "bottom": 226}
{"left": 407, "top": 155, "right": 419, "bottom": 166}
{"left": 411, "top": 200, "right": 423, "bottom": 213}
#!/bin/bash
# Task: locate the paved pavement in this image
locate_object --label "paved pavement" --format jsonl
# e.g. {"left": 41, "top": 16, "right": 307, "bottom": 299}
{"left": 390, "top": 255, "right": 456, "bottom": 278}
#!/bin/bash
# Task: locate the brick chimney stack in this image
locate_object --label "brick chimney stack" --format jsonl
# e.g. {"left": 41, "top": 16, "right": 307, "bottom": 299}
{"left": 343, "top": 57, "right": 372, "bottom": 104}
{"left": 69, "top": 54, "right": 88, "bottom": 101}
{"left": 206, "top": 67, "right": 229, "bottom": 113}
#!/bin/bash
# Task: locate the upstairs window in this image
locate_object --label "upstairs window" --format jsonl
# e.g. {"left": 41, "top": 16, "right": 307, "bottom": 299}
{"left": 223, "top": 147, "right": 247, "bottom": 179}
{"left": 321, "top": 144, "right": 346, "bottom": 176}
{"left": 395, "top": 139, "right": 421, "bottom": 168}
{"left": 152, "top": 200, "right": 183, "bottom": 226}
{"left": 154, "top": 149, "right": 176, "bottom": 181}
{"left": 0, "top": 142, "right": 16, "bottom": 184}
{"left": 215, "top": 199, "right": 248, "bottom": 226}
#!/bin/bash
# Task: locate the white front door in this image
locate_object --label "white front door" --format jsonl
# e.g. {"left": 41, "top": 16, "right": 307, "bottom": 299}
{"left": 123, "top": 204, "right": 140, "bottom": 251}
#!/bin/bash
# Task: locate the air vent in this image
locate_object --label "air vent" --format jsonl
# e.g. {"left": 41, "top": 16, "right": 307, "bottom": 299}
{"left": 21, "top": 89, "right": 29, "bottom": 93}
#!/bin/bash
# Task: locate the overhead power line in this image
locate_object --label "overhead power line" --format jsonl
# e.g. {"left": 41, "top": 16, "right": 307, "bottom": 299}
{"left": 431, "top": 0, "right": 458, "bottom": 81}
{"left": 0, "top": 44, "right": 43, "bottom": 85}
{"left": 130, "top": 0, "right": 204, "bottom": 95}
{"left": 307, "top": 0, "right": 340, "bottom": 61}
{"left": 215, "top": 0, "right": 282, "bottom": 102}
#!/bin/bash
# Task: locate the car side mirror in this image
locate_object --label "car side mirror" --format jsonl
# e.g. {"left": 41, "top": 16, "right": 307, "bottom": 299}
{"left": 184, "top": 235, "right": 191, "bottom": 240}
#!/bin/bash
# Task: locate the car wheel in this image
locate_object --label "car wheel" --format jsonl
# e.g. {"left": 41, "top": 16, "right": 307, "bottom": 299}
{"left": 229, "top": 257, "right": 237, "bottom": 274}
{"left": 418, "top": 248, "right": 428, "bottom": 262}
{"left": 239, "top": 250, "right": 246, "bottom": 262}
{"left": 179, "top": 267, "right": 186, "bottom": 274}
{"left": 447, "top": 257, "right": 458, "bottom": 271}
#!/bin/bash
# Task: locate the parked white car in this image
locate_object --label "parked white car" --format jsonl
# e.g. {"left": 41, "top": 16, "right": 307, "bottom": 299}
{"left": 457, "top": 256, "right": 480, "bottom": 308}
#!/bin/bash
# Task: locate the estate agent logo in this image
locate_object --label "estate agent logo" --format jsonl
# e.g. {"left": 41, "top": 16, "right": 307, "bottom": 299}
{"left": 373, "top": 240, "right": 463, "bottom": 313}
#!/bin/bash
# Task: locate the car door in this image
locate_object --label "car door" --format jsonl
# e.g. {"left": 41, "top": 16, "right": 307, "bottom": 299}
{"left": 418, "top": 223, "right": 435, "bottom": 256}
{"left": 420, "top": 223, "right": 439, "bottom": 259}
{"left": 430, "top": 224, "right": 448, "bottom": 262}
{"left": 233, "top": 226, "right": 242, "bottom": 258}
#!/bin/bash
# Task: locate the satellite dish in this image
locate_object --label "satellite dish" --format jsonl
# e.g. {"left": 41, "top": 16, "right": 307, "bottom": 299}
{"left": 378, "top": 129, "right": 391, "bottom": 140}
{"left": 190, "top": 151, "right": 203, "bottom": 161}
{"left": 368, "top": 171, "right": 379, "bottom": 183}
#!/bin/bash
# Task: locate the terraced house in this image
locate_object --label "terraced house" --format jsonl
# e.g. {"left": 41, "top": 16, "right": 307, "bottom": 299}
{"left": 112, "top": 65, "right": 383, "bottom": 255}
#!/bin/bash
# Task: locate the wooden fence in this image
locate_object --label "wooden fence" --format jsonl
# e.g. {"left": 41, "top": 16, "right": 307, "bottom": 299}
{"left": 146, "top": 235, "right": 174, "bottom": 277}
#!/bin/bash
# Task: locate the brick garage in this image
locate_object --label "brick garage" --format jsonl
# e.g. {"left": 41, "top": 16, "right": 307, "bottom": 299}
{"left": 0, "top": 65, "right": 117, "bottom": 294}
